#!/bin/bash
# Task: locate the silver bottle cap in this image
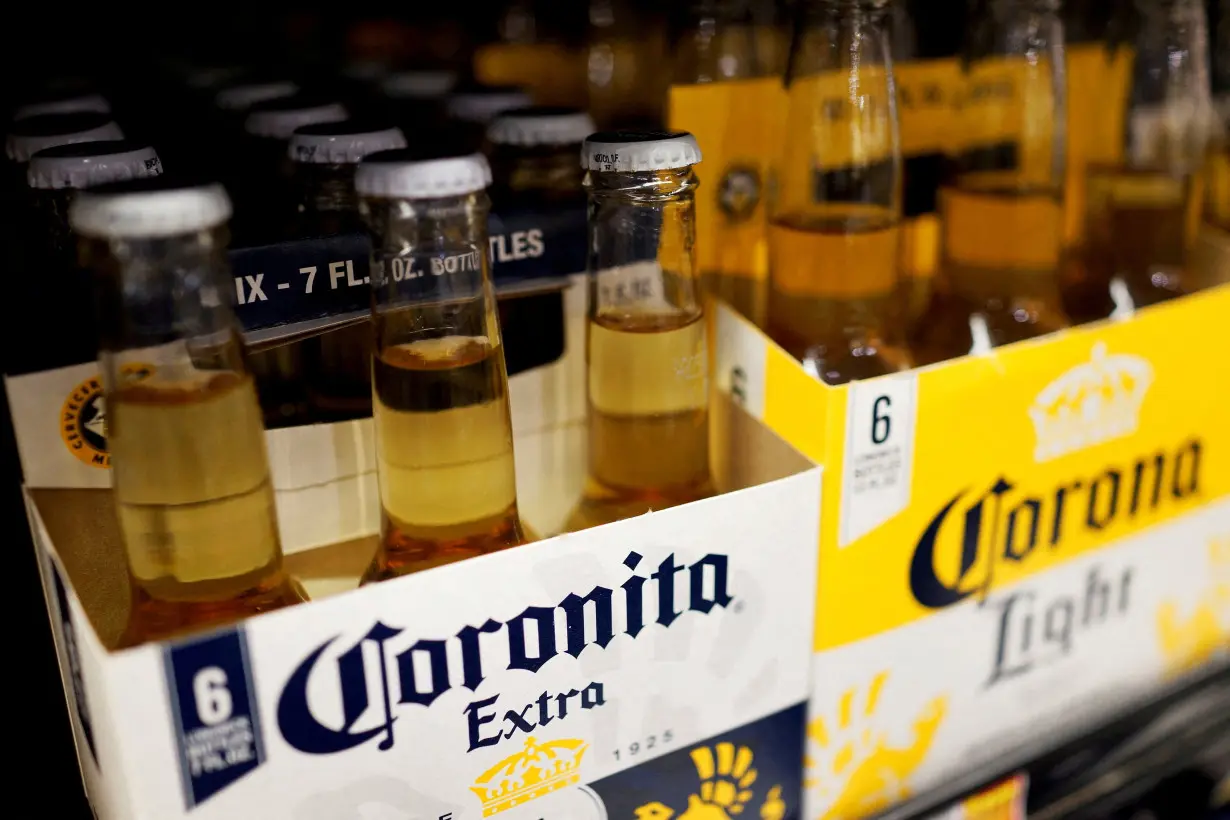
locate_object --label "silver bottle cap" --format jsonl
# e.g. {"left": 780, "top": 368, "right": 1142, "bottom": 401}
{"left": 71, "top": 180, "right": 233, "bottom": 239}
{"left": 245, "top": 98, "right": 349, "bottom": 139}
{"left": 488, "top": 106, "right": 596, "bottom": 147}
{"left": 581, "top": 130, "right": 703, "bottom": 172}
{"left": 357, "top": 150, "right": 492, "bottom": 198}
{"left": 28, "top": 141, "right": 162, "bottom": 190}
{"left": 6, "top": 112, "right": 124, "bottom": 163}
{"left": 289, "top": 122, "right": 408, "bottom": 164}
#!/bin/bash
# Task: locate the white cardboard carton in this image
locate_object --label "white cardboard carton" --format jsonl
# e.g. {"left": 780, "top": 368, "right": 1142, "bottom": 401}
{"left": 17, "top": 274, "right": 824, "bottom": 818}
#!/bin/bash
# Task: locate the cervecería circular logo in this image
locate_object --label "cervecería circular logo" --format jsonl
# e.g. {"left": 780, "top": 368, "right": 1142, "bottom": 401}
{"left": 60, "top": 364, "right": 154, "bottom": 468}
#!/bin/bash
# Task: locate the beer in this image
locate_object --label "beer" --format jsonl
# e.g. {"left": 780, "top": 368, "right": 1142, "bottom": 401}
{"left": 1065, "top": 0, "right": 1213, "bottom": 317}
{"left": 567, "top": 130, "right": 715, "bottom": 531}
{"left": 70, "top": 179, "right": 305, "bottom": 647}
{"left": 486, "top": 106, "right": 593, "bottom": 374}
{"left": 916, "top": 0, "right": 1069, "bottom": 361}
{"left": 445, "top": 84, "right": 533, "bottom": 154}
{"left": 289, "top": 121, "right": 407, "bottom": 419}
{"left": 1082, "top": 165, "right": 1198, "bottom": 307}
{"left": 356, "top": 150, "right": 531, "bottom": 582}
{"left": 670, "top": 0, "right": 771, "bottom": 325}
{"left": 1207, "top": 143, "right": 1230, "bottom": 233}
{"left": 767, "top": 0, "right": 909, "bottom": 381}
{"left": 22, "top": 141, "right": 162, "bottom": 373}
{"left": 370, "top": 336, "right": 522, "bottom": 575}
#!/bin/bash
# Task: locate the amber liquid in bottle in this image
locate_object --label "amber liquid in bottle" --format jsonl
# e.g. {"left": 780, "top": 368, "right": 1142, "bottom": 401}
{"left": 112, "top": 372, "right": 305, "bottom": 646}
{"left": 364, "top": 335, "right": 528, "bottom": 582}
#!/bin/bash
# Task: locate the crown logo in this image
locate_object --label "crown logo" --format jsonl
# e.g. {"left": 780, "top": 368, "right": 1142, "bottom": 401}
{"left": 470, "top": 736, "right": 588, "bottom": 816}
{"left": 1029, "top": 342, "right": 1152, "bottom": 463}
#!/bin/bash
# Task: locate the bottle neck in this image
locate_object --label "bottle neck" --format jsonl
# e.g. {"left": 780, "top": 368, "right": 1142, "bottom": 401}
{"left": 585, "top": 167, "right": 703, "bottom": 320}
{"left": 489, "top": 144, "right": 587, "bottom": 206}
{"left": 296, "top": 163, "right": 360, "bottom": 214}
{"left": 84, "top": 227, "right": 236, "bottom": 355}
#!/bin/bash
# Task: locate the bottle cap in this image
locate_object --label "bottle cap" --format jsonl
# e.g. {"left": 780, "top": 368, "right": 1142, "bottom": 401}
{"left": 27, "top": 140, "right": 162, "bottom": 190}
{"left": 215, "top": 80, "right": 299, "bottom": 111}
{"left": 70, "top": 179, "right": 233, "bottom": 239}
{"left": 244, "top": 96, "right": 349, "bottom": 139}
{"left": 342, "top": 60, "right": 389, "bottom": 83}
{"left": 186, "top": 65, "right": 247, "bottom": 91}
{"left": 14, "top": 92, "right": 111, "bottom": 121}
{"left": 382, "top": 70, "right": 458, "bottom": 99}
{"left": 6, "top": 112, "right": 125, "bottom": 163}
{"left": 581, "top": 130, "right": 703, "bottom": 172}
{"left": 488, "top": 106, "right": 597, "bottom": 147}
{"left": 446, "top": 85, "right": 534, "bottom": 124}
{"left": 356, "top": 149, "right": 492, "bottom": 198}
{"left": 289, "top": 121, "right": 408, "bottom": 164}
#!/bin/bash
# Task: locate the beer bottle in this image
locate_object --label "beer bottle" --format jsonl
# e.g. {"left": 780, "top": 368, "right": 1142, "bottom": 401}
{"left": 380, "top": 70, "right": 458, "bottom": 155}
{"left": 768, "top": 0, "right": 910, "bottom": 382}
{"left": 240, "top": 94, "right": 349, "bottom": 229}
{"left": 1074, "top": 0, "right": 1213, "bottom": 313}
{"left": 486, "top": 106, "right": 594, "bottom": 374}
{"left": 586, "top": 0, "right": 670, "bottom": 129}
{"left": 670, "top": 0, "right": 771, "bottom": 325}
{"left": 1204, "top": 2, "right": 1229, "bottom": 236}
{"left": 445, "top": 84, "right": 534, "bottom": 154}
{"left": 20, "top": 141, "right": 162, "bottom": 373}
{"left": 567, "top": 130, "right": 715, "bottom": 531}
{"left": 924, "top": 0, "right": 1069, "bottom": 358}
{"left": 356, "top": 150, "right": 531, "bottom": 582}
{"left": 289, "top": 121, "right": 408, "bottom": 419}
{"left": 69, "top": 179, "right": 307, "bottom": 647}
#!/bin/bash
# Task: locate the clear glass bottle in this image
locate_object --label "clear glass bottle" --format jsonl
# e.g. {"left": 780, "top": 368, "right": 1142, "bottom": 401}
{"left": 486, "top": 106, "right": 594, "bottom": 375}
{"left": 69, "top": 179, "right": 306, "bottom": 648}
{"left": 925, "top": 0, "right": 1069, "bottom": 359}
{"left": 586, "top": 0, "right": 670, "bottom": 129}
{"left": 566, "top": 130, "right": 715, "bottom": 532}
{"left": 768, "top": 0, "right": 910, "bottom": 382}
{"left": 379, "top": 69, "right": 458, "bottom": 156}
{"left": 445, "top": 84, "right": 535, "bottom": 155}
{"left": 22, "top": 141, "right": 162, "bottom": 372}
{"left": 356, "top": 150, "right": 531, "bottom": 582}
{"left": 1202, "top": 2, "right": 1229, "bottom": 235}
{"left": 670, "top": 0, "right": 771, "bottom": 325}
{"left": 1075, "top": 0, "right": 1211, "bottom": 312}
{"left": 289, "top": 120, "right": 408, "bottom": 419}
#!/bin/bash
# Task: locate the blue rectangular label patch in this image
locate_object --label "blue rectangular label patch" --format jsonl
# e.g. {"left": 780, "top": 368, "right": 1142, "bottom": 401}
{"left": 164, "top": 628, "right": 266, "bottom": 809}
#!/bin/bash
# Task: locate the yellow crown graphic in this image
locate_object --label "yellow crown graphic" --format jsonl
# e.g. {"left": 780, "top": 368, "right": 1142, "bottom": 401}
{"left": 1029, "top": 342, "right": 1152, "bottom": 462}
{"left": 471, "top": 736, "right": 588, "bottom": 817}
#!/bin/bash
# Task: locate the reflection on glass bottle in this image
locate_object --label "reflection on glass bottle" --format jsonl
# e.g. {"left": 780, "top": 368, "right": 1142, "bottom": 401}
{"left": 356, "top": 150, "right": 531, "bottom": 582}
{"left": 917, "top": 0, "right": 1069, "bottom": 362}
{"left": 587, "top": 0, "right": 669, "bottom": 129}
{"left": 1203, "top": 3, "right": 1230, "bottom": 235}
{"left": 670, "top": 0, "right": 773, "bottom": 325}
{"left": 289, "top": 121, "right": 408, "bottom": 420}
{"left": 70, "top": 179, "right": 306, "bottom": 648}
{"left": 1072, "top": 0, "right": 1213, "bottom": 317}
{"left": 22, "top": 141, "right": 162, "bottom": 373}
{"left": 767, "top": 0, "right": 910, "bottom": 383}
{"left": 567, "top": 131, "right": 715, "bottom": 532}
{"left": 486, "top": 106, "right": 594, "bottom": 375}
